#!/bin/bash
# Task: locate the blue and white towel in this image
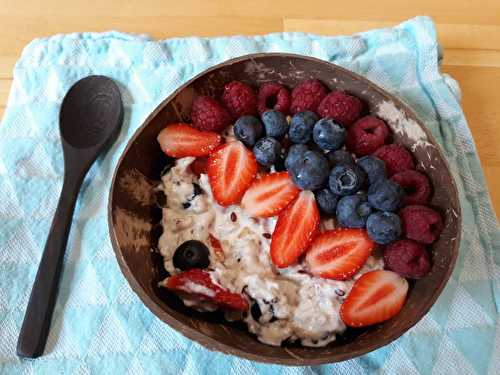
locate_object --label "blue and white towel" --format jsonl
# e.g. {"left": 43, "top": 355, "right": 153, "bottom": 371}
{"left": 0, "top": 16, "right": 498, "bottom": 375}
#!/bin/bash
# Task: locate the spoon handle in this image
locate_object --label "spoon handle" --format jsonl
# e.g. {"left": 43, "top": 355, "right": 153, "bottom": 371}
{"left": 17, "top": 173, "right": 83, "bottom": 358}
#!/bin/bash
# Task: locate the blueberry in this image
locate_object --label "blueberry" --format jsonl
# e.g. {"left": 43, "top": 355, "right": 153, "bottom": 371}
{"left": 173, "top": 240, "right": 210, "bottom": 270}
{"left": 261, "top": 110, "right": 288, "bottom": 138}
{"left": 367, "top": 178, "right": 404, "bottom": 211}
{"left": 312, "top": 118, "right": 346, "bottom": 151}
{"left": 326, "top": 150, "right": 355, "bottom": 167}
{"left": 289, "top": 150, "right": 329, "bottom": 190}
{"left": 336, "top": 195, "right": 373, "bottom": 228}
{"left": 251, "top": 301, "right": 262, "bottom": 321}
{"left": 315, "top": 188, "right": 338, "bottom": 215}
{"left": 253, "top": 137, "right": 281, "bottom": 166}
{"left": 234, "top": 116, "right": 263, "bottom": 147}
{"left": 288, "top": 111, "right": 318, "bottom": 144}
{"left": 357, "top": 155, "right": 386, "bottom": 184}
{"left": 285, "top": 144, "right": 308, "bottom": 170}
{"left": 366, "top": 212, "right": 402, "bottom": 244}
{"left": 329, "top": 164, "right": 366, "bottom": 196}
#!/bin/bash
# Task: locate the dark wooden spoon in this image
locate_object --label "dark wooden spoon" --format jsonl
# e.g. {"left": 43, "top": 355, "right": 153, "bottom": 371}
{"left": 17, "top": 75, "right": 124, "bottom": 358}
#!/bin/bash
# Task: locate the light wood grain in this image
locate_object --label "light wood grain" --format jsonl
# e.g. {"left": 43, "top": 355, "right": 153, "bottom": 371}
{"left": 0, "top": 1, "right": 498, "bottom": 216}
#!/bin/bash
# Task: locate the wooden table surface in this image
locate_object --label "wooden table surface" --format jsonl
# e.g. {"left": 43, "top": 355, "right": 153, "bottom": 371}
{"left": 0, "top": 0, "right": 498, "bottom": 216}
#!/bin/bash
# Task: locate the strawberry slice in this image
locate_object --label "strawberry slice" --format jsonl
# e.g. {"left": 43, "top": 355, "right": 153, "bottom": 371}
{"left": 340, "top": 270, "right": 409, "bottom": 327}
{"left": 190, "top": 157, "right": 208, "bottom": 176}
{"left": 270, "top": 190, "right": 320, "bottom": 268}
{"left": 208, "top": 234, "right": 225, "bottom": 261}
{"left": 241, "top": 172, "right": 300, "bottom": 218}
{"left": 164, "top": 269, "right": 249, "bottom": 311}
{"left": 305, "top": 228, "right": 374, "bottom": 280}
{"left": 207, "top": 141, "right": 257, "bottom": 206}
{"left": 157, "top": 123, "right": 222, "bottom": 158}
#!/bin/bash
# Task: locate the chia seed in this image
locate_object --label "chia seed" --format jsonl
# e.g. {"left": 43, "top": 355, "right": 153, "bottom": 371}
{"left": 230, "top": 212, "right": 237, "bottom": 222}
{"left": 262, "top": 233, "right": 271, "bottom": 239}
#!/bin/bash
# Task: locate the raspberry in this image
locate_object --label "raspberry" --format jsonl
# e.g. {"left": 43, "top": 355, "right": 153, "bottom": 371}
{"left": 318, "top": 91, "right": 363, "bottom": 126}
{"left": 222, "top": 81, "right": 257, "bottom": 119}
{"left": 290, "top": 79, "right": 328, "bottom": 114}
{"left": 399, "top": 205, "right": 444, "bottom": 244}
{"left": 191, "top": 96, "right": 232, "bottom": 132}
{"left": 373, "top": 144, "right": 415, "bottom": 176}
{"left": 257, "top": 82, "right": 291, "bottom": 115}
{"left": 384, "top": 239, "right": 431, "bottom": 279}
{"left": 391, "top": 170, "right": 432, "bottom": 206}
{"left": 346, "top": 116, "right": 389, "bottom": 156}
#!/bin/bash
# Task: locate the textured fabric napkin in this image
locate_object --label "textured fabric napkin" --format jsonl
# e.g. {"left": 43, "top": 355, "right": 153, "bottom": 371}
{"left": 0, "top": 16, "right": 498, "bottom": 374}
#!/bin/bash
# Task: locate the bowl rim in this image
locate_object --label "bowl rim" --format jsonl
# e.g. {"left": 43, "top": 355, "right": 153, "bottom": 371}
{"left": 108, "top": 52, "right": 461, "bottom": 365}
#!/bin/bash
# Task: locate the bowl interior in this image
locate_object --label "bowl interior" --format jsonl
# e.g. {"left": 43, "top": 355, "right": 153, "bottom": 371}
{"left": 108, "top": 54, "right": 460, "bottom": 365}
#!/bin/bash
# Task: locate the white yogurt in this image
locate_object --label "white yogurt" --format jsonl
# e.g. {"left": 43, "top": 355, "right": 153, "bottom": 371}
{"left": 158, "top": 157, "right": 383, "bottom": 347}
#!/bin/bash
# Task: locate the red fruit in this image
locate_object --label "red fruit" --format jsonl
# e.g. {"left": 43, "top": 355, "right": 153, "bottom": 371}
{"left": 241, "top": 172, "right": 300, "bottom": 218}
{"left": 164, "top": 269, "right": 249, "bottom": 311}
{"left": 257, "top": 82, "right": 291, "bottom": 114}
{"left": 340, "top": 270, "right": 409, "bottom": 328}
{"left": 207, "top": 141, "right": 257, "bottom": 206}
{"left": 222, "top": 81, "right": 257, "bottom": 119}
{"left": 191, "top": 96, "right": 232, "bottom": 132}
{"left": 270, "top": 191, "right": 320, "bottom": 268}
{"left": 318, "top": 91, "right": 363, "bottom": 126}
{"left": 209, "top": 234, "right": 225, "bottom": 261}
{"left": 399, "top": 205, "right": 444, "bottom": 244}
{"left": 391, "top": 170, "right": 432, "bottom": 206}
{"left": 290, "top": 79, "right": 328, "bottom": 114}
{"left": 306, "top": 228, "right": 374, "bottom": 280}
{"left": 373, "top": 144, "right": 415, "bottom": 176}
{"left": 384, "top": 239, "right": 431, "bottom": 279}
{"left": 190, "top": 157, "right": 208, "bottom": 176}
{"left": 157, "top": 123, "right": 222, "bottom": 158}
{"left": 346, "top": 116, "right": 390, "bottom": 156}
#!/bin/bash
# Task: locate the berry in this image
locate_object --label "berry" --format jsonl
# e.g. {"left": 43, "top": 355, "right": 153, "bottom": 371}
{"left": 157, "top": 123, "right": 222, "bottom": 158}
{"left": 384, "top": 239, "right": 431, "bottom": 279}
{"left": 288, "top": 111, "right": 318, "bottom": 144}
{"left": 191, "top": 96, "right": 232, "bottom": 132}
{"left": 391, "top": 170, "right": 432, "bottom": 206}
{"left": 222, "top": 81, "right": 257, "bottom": 119}
{"left": 399, "top": 205, "right": 444, "bottom": 244}
{"left": 253, "top": 137, "right": 281, "bottom": 167}
{"left": 290, "top": 79, "right": 328, "bottom": 114}
{"left": 326, "top": 150, "right": 355, "bottom": 167}
{"left": 285, "top": 144, "right": 308, "bottom": 170}
{"left": 357, "top": 155, "right": 386, "bottom": 185}
{"left": 289, "top": 150, "right": 329, "bottom": 190}
{"left": 366, "top": 211, "right": 402, "bottom": 244}
{"left": 173, "top": 240, "right": 210, "bottom": 271}
{"left": 314, "top": 188, "right": 338, "bottom": 215}
{"left": 241, "top": 172, "right": 300, "bottom": 218}
{"left": 164, "top": 269, "right": 249, "bottom": 311}
{"left": 270, "top": 191, "right": 320, "bottom": 268}
{"left": 367, "top": 178, "right": 404, "bottom": 212}
{"left": 207, "top": 141, "right": 257, "bottom": 206}
{"left": 340, "top": 270, "right": 409, "bottom": 328}
{"left": 274, "top": 155, "right": 287, "bottom": 172}
{"left": 261, "top": 110, "right": 288, "bottom": 138}
{"left": 312, "top": 118, "right": 346, "bottom": 151}
{"left": 306, "top": 228, "right": 374, "bottom": 280}
{"left": 336, "top": 195, "right": 373, "bottom": 228}
{"left": 257, "top": 82, "right": 291, "bottom": 115}
{"left": 329, "top": 164, "right": 366, "bottom": 196}
{"left": 317, "top": 91, "right": 363, "bottom": 126}
{"left": 374, "top": 144, "right": 415, "bottom": 177}
{"left": 190, "top": 157, "right": 208, "bottom": 176}
{"left": 346, "top": 116, "right": 389, "bottom": 156}
{"left": 233, "top": 116, "right": 263, "bottom": 147}
{"left": 208, "top": 234, "right": 224, "bottom": 261}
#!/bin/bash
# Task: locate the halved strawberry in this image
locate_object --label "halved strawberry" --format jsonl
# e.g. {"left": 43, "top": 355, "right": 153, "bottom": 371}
{"left": 270, "top": 190, "right": 320, "bottom": 268}
{"left": 241, "top": 172, "right": 300, "bottom": 218}
{"left": 163, "top": 269, "right": 249, "bottom": 311}
{"left": 207, "top": 141, "right": 257, "bottom": 206}
{"left": 305, "top": 228, "right": 374, "bottom": 280}
{"left": 340, "top": 270, "right": 409, "bottom": 327}
{"left": 157, "top": 123, "right": 222, "bottom": 158}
